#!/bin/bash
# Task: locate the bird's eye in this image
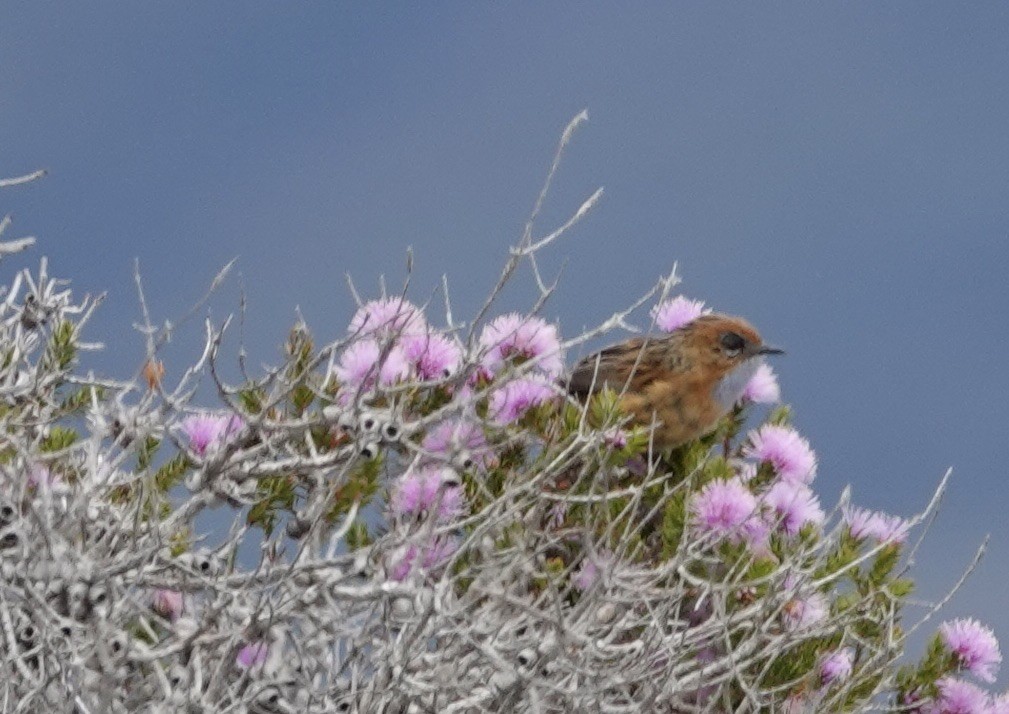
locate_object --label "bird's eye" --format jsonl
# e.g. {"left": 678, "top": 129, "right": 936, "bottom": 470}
{"left": 720, "top": 332, "right": 745, "bottom": 356}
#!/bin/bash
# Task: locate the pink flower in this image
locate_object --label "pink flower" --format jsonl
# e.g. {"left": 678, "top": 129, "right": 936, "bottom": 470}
{"left": 335, "top": 339, "right": 381, "bottom": 386}
{"left": 819, "top": 648, "right": 854, "bottom": 686}
{"left": 401, "top": 332, "right": 462, "bottom": 380}
{"left": 940, "top": 618, "right": 1001, "bottom": 683}
{"left": 348, "top": 298, "right": 426, "bottom": 338}
{"left": 180, "top": 413, "right": 244, "bottom": 456}
{"left": 843, "top": 507, "right": 876, "bottom": 539}
{"left": 27, "top": 463, "right": 57, "bottom": 489}
{"left": 489, "top": 377, "right": 555, "bottom": 424}
{"left": 650, "top": 296, "right": 710, "bottom": 332}
{"left": 573, "top": 559, "right": 599, "bottom": 591}
{"left": 236, "top": 641, "right": 270, "bottom": 670}
{"left": 872, "top": 513, "right": 911, "bottom": 544}
{"left": 744, "top": 425, "right": 817, "bottom": 484}
{"left": 151, "top": 589, "right": 184, "bottom": 621}
{"left": 762, "top": 480, "right": 824, "bottom": 535}
{"left": 548, "top": 502, "right": 568, "bottom": 528}
{"left": 928, "top": 677, "right": 991, "bottom": 714}
{"left": 690, "top": 478, "right": 763, "bottom": 544}
{"left": 601, "top": 427, "right": 628, "bottom": 449}
{"left": 379, "top": 346, "right": 411, "bottom": 384}
{"left": 990, "top": 694, "right": 1009, "bottom": 714}
{"left": 390, "top": 466, "right": 465, "bottom": 522}
{"left": 572, "top": 551, "right": 611, "bottom": 591}
{"left": 334, "top": 339, "right": 410, "bottom": 390}
{"left": 783, "top": 590, "right": 829, "bottom": 631}
{"left": 740, "top": 362, "right": 781, "bottom": 404}
{"left": 388, "top": 538, "right": 457, "bottom": 581}
{"left": 479, "top": 313, "right": 564, "bottom": 378}
{"left": 422, "top": 420, "right": 491, "bottom": 469}
{"left": 843, "top": 506, "right": 911, "bottom": 545}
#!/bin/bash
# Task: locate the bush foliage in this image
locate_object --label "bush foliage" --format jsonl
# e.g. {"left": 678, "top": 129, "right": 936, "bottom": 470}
{"left": 0, "top": 126, "right": 1000, "bottom": 713}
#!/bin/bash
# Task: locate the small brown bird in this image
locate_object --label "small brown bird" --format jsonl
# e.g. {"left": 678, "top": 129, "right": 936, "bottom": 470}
{"left": 567, "top": 314, "right": 783, "bottom": 449}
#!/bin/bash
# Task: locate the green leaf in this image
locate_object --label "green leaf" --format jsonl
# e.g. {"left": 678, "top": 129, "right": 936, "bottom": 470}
{"left": 660, "top": 492, "right": 687, "bottom": 558}
{"left": 746, "top": 557, "right": 777, "bottom": 583}
{"left": 239, "top": 387, "right": 266, "bottom": 415}
{"left": 869, "top": 543, "right": 902, "bottom": 585}
{"left": 41, "top": 426, "right": 77, "bottom": 452}
{"left": 768, "top": 405, "right": 792, "bottom": 426}
{"left": 289, "top": 383, "right": 315, "bottom": 415}
{"left": 248, "top": 475, "right": 297, "bottom": 534}
{"left": 153, "top": 454, "right": 190, "bottom": 492}
{"left": 284, "top": 324, "right": 315, "bottom": 377}
{"left": 59, "top": 385, "right": 104, "bottom": 414}
{"left": 888, "top": 578, "right": 915, "bottom": 598}
{"left": 137, "top": 436, "right": 161, "bottom": 471}
{"left": 45, "top": 320, "right": 77, "bottom": 371}
{"left": 701, "top": 455, "right": 734, "bottom": 481}
{"left": 816, "top": 536, "right": 860, "bottom": 580}
{"left": 345, "top": 520, "right": 371, "bottom": 550}
{"left": 327, "top": 458, "right": 382, "bottom": 522}
{"left": 588, "top": 387, "right": 621, "bottom": 428}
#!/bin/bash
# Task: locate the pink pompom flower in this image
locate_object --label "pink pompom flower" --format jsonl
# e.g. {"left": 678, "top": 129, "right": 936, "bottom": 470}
{"left": 819, "top": 648, "right": 854, "bottom": 686}
{"left": 650, "top": 296, "right": 710, "bottom": 332}
{"left": 236, "top": 641, "right": 270, "bottom": 670}
{"left": 180, "top": 412, "right": 244, "bottom": 456}
{"left": 422, "top": 419, "right": 491, "bottom": 470}
{"left": 390, "top": 465, "right": 465, "bottom": 523}
{"left": 843, "top": 506, "right": 911, "bottom": 545}
{"left": 334, "top": 339, "right": 410, "bottom": 390}
{"left": 762, "top": 480, "right": 824, "bottom": 535}
{"left": 690, "top": 478, "right": 764, "bottom": 545}
{"left": 151, "top": 589, "right": 184, "bottom": 622}
{"left": 27, "top": 463, "right": 58, "bottom": 489}
{"left": 348, "top": 297, "right": 426, "bottom": 338}
{"left": 388, "top": 537, "right": 458, "bottom": 582}
{"left": 548, "top": 502, "right": 568, "bottom": 528}
{"left": 334, "top": 339, "right": 382, "bottom": 386}
{"left": 479, "top": 313, "right": 564, "bottom": 379}
{"left": 489, "top": 377, "right": 556, "bottom": 424}
{"left": 601, "top": 427, "right": 628, "bottom": 450}
{"left": 401, "top": 332, "right": 462, "bottom": 380}
{"left": 783, "top": 591, "right": 829, "bottom": 631}
{"left": 572, "top": 551, "right": 611, "bottom": 591}
{"left": 743, "top": 425, "right": 817, "bottom": 484}
{"left": 928, "top": 677, "right": 991, "bottom": 714}
{"left": 740, "top": 362, "right": 781, "bottom": 404}
{"left": 940, "top": 618, "right": 1002, "bottom": 683}
{"left": 991, "top": 694, "right": 1009, "bottom": 714}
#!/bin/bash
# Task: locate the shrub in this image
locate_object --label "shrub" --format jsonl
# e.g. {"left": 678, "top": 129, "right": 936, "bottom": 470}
{"left": 0, "top": 123, "right": 999, "bottom": 712}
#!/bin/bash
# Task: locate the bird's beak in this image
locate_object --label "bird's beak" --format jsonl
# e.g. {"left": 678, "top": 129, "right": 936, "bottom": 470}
{"left": 758, "top": 345, "right": 785, "bottom": 356}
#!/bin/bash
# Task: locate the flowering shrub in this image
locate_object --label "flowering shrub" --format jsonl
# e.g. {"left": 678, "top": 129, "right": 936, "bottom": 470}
{"left": 0, "top": 129, "right": 1002, "bottom": 713}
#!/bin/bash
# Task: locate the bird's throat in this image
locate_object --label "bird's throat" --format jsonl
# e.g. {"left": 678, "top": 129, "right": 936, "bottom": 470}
{"left": 712, "top": 359, "right": 762, "bottom": 412}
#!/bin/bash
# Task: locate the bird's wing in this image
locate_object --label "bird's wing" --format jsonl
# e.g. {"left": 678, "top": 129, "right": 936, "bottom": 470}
{"left": 567, "top": 337, "right": 665, "bottom": 398}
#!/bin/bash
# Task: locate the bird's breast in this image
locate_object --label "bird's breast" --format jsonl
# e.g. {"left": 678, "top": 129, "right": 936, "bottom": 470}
{"left": 712, "top": 358, "right": 762, "bottom": 412}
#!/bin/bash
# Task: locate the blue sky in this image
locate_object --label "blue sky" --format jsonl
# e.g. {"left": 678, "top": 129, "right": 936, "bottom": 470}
{"left": 3, "top": 4, "right": 1009, "bottom": 666}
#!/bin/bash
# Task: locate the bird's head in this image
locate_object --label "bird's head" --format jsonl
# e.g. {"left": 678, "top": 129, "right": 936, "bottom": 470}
{"left": 678, "top": 314, "right": 783, "bottom": 405}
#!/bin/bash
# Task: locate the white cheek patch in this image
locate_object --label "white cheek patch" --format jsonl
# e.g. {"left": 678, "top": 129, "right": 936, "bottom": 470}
{"left": 713, "top": 358, "right": 762, "bottom": 412}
